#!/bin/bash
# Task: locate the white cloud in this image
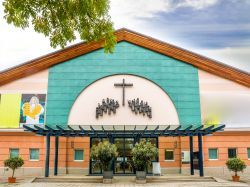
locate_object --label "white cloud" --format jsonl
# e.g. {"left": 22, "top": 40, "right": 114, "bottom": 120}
{"left": 110, "top": 0, "right": 170, "bottom": 19}
{"left": 193, "top": 47, "right": 250, "bottom": 73}
{"left": 0, "top": 1, "right": 81, "bottom": 71}
{"left": 110, "top": 0, "right": 218, "bottom": 18}
{"left": 176, "top": 0, "right": 218, "bottom": 10}
{"left": 109, "top": 0, "right": 219, "bottom": 32}
{"left": 1, "top": 0, "right": 250, "bottom": 74}
{"left": 0, "top": 24, "right": 58, "bottom": 71}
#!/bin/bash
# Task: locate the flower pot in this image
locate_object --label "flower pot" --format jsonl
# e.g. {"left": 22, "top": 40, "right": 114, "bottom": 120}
{"left": 103, "top": 171, "right": 113, "bottom": 179}
{"left": 8, "top": 177, "right": 16, "bottom": 183}
{"left": 136, "top": 171, "right": 146, "bottom": 180}
{"left": 232, "top": 175, "right": 240, "bottom": 182}
{"left": 136, "top": 171, "right": 146, "bottom": 184}
{"left": 103, "top": 171, "right": 113, "bottom": 184}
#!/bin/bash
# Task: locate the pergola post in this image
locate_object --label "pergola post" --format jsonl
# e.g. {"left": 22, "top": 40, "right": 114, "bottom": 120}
{"left": 45, "top": 133, "right": 51, "bottom": 177}
{"left": 198, "top": 133, "right": 204, "bottom": 177}
{"left": 54, "top": 135, "right": 59, "bottom": 176}
{"left": 189, "top": 136, "right": 194, "bottom": 175}
{"left": 21, "top": 124, "right": 225, "bottom": 177}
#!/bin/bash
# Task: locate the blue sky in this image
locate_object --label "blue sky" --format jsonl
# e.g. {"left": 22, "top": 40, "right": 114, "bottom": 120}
{"left": 1, "top": 0, "right": 250, "bottom": 73}
{"left": 151, "top": 0, "right": 250, "bottom": 49}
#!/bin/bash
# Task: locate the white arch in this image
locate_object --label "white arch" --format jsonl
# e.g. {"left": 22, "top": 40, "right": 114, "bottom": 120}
{"left": 68, "top": 74, "right": 179, "bottom": 126}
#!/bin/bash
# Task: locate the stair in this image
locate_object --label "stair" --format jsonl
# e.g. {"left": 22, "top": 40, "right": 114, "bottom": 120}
{"left": 33, "top": 176, "right": 103, "bottom": 183}
{"left": 147, "top": 176, "right": 216, "bottom": 183}
{"left": 32, "top": 175, "right": 216, "bottom": 184}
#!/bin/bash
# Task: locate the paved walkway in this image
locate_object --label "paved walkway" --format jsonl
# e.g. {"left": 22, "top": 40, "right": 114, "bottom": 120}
{"left": 0, "top": 176, "right": 249, "bottom": 187}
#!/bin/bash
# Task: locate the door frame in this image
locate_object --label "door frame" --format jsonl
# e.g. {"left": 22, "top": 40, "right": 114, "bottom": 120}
{"left": 113, "top": 137, "right": 136, "bottom": 175}
{"left": 89, "top": 136, "right": 158, "bottom": 175}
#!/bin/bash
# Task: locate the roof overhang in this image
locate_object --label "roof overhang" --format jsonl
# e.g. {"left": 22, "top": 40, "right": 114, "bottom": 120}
{"left": 0, "top": 28, "right": 250, "bottom": 87}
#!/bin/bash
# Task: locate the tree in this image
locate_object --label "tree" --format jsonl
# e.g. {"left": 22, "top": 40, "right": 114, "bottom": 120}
{"left": 3, "top": 0, "right": 116, "bottom": 53}
{"left": 4, "top": 157, "right": 24, "bottom": 178}
{"left": 131, "top": 140, "right": 158, "bottom": 171}
{"left": 226, "top": 158, "right": 246, "bottom": 176}
{"left": 90, "top": 141, "right": 118, "bottom": 171}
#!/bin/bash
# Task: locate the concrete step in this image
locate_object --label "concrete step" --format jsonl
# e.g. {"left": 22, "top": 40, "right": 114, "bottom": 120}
{"left": 147, "top": 176, "right": 215, "bottom": 183}
{"left": 32, "top": 176, "right": 216, "bottom": 184}
{"left": 33, "top": 177, "right": 103, "bottom": 183}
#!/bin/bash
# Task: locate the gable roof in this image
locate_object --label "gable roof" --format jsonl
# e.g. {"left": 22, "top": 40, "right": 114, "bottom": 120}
{"left": 1, "top": 28, "right": 250, "bottom": 87}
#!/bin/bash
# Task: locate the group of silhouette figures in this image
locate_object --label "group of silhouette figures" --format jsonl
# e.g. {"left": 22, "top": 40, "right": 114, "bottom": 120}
{"left": 96, "top": 98, "right": 152, "bottom": 119}
{"left": 96, "top": 98, "right": 119, "bottom": 118}
{"left": 128, "top": 98, "right": 152, "bottom": 118}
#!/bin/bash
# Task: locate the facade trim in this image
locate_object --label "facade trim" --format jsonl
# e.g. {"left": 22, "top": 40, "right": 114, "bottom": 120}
{"left": 0, "top": 28, "right": 250, "bottom": 87}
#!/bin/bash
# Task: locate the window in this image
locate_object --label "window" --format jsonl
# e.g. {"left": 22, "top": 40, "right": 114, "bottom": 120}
{"left": 228, "top": 148, "right": 237, "bottom": 158}
{"left": 74, "top": 149, "right": 84, "bottom": 161}
{"left": 10, "top": 148, "right": 19, "bottom": 158}
{"left": 29, "top": 149, "right": 39, "bottom": 160}
{"left": 247, "top": 148, "right": 250, "bottom": 159}
{"left": 208, "top": 148, "right": 218, "bottom": 160}
{"left": 165, "top": 149, "right": 174, "bottom": 161}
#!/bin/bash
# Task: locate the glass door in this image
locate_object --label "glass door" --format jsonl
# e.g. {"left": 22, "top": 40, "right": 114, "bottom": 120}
{"left": 114, "top": 138, "right": 124, "bottom": 174}
{"left": 90, "top": 138, "right": 109, "bottom": 174}
{"left": 114, "top": 138, "right": 135, "bottom": 174}
{"left": 90, "top": 137, "right": 158, "bottom": 175}
{"left": 124, "top": 138, "right": 134, "bottom": 174}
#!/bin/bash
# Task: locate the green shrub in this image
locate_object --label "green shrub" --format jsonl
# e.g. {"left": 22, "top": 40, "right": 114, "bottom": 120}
{"left": 4, "top": 157, "right": 24, "bottom": 178}
{"left": 90, "top": 141, "right": 118, "bottom": 171}
{"left": 226, "top": 158, "right": 246, "bottom": 176}
{"left": 131, "top": 140, "right": 158, "bottom": 171}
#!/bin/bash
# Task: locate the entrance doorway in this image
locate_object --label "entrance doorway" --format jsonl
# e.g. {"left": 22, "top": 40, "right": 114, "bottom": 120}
{"left": 114, "top": 138, "right": 134, "bottom": 174}
{"left": 89, "top": 137, "right": 158, "bottom": 175}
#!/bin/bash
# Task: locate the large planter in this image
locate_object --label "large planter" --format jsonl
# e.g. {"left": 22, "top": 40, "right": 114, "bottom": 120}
{"left": 136, "top": 171, "right": 146, "bottom": 180}
{"left": 103, "top": 171, "right": 113, "bottom": 184}
{"left": 103, "top": 171, "right": 113, "bottom": 179}
{"left": 232, "top": 175, "right": 240, "bottom": 182}
{"left": 136, "top": 171, "right": 146, "bottom": 184}
{"left": 8, "top": 177, "right": 16, "bottom": 183}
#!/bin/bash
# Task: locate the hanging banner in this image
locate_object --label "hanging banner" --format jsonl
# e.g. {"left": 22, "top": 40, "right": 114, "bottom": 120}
{"left": 19, "top": 94, "right": 46, "bottom": 127}
{"left": 0, "top": 94, "right": 22, "bottom": 128}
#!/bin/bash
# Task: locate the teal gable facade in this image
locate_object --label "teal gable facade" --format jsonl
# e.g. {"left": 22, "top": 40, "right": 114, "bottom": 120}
{"left": 46, "top": 41, "right": 201, "bottom": 128}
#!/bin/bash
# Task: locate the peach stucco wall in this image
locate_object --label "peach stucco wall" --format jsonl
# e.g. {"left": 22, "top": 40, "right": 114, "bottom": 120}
{"left": 203, "top": 133, "right": 250, "bottom": 167}
{"left": 0, "top": 70, "right": 48, "bottom": 93}
{"left": 198, "top": 70, "right": 250, "bottom": 128}
{"left": 159, "top": 136, "right": 199, "bottom": 168}
{"left": 0, "top": 133, "right": 90, "bottom": 173}
{"left": 159, "top": 132, "right": 250, "bottom": 169}
{"left": 0, "top": 132, "right": 249, "bottom": 176}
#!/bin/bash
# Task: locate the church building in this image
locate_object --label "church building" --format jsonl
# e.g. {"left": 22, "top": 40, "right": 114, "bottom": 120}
{"left": 0, "top": 28, "right": 250, "bottom": 177}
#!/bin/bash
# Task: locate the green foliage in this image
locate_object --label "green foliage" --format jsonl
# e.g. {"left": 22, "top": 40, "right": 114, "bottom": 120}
{"left": 131, "top": 140, "right": 158, "bottom": 171}
{"left": 3, "top": 0, "right": 116, "bottom": 53}
{"left": 4, "top": 157, "right": 24, "bottom": 178}
{"left": 226, "top": 158, "right": 246, "bottom": 176}
{"left": 90, "top": 141, "right": 118, "bottom": 171}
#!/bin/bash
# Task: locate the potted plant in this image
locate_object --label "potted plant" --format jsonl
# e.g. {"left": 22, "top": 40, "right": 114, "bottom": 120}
{"left": 226, "top": 158, "right": 246, "bottom": 182}
{"left": 4, "top": 157, "right": 24, "bottom": 183}
{"left": 90, "top": 141, "right": 118, "bottom": 183}
{"left": 131, "top": 140, "right": 158, "bottom": 183}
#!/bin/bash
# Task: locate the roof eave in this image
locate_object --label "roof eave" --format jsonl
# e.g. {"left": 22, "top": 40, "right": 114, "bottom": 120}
{"left": 0, "top": 28, "right": 250, "bottom": 87}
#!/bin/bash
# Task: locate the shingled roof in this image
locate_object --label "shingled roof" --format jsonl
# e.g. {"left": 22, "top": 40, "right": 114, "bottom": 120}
{"left": 1, "top": 28, "right": 250, "bottom": 87}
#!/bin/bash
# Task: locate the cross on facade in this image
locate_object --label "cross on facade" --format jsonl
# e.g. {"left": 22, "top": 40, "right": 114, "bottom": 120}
{"left": 114, "top": 79, "right": 133, "bottom": 106}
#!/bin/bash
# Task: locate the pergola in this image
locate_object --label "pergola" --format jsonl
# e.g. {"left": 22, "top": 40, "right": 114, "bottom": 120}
{"left": 23, "top": 124, "right": 225, "bottom": 177}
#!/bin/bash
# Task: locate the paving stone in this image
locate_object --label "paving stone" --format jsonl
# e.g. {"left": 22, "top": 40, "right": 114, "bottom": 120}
{"left": 0, "top": 176, "right": 249, "bottom": 187}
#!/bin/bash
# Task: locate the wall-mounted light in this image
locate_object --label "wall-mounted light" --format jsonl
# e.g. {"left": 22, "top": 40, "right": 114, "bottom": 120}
{"left": 174, "top": 141, "right": 178, "bottom": 149}
{"left": 71, "top": 141, "right": 74, "bottom": 149}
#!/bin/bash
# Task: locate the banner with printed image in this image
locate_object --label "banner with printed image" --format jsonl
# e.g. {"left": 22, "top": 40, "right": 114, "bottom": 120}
{"left": 20, "top": 94, "right": 46, "bottom": 127}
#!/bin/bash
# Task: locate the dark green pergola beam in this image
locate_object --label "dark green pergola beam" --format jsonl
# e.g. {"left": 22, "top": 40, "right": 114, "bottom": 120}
{"left": 23, "top": 124, "right": 226, "bottom": 137}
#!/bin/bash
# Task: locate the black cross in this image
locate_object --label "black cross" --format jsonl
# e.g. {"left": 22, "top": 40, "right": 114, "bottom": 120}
{"left": 114, "top": 79, "right": 133, "bottom": 106}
